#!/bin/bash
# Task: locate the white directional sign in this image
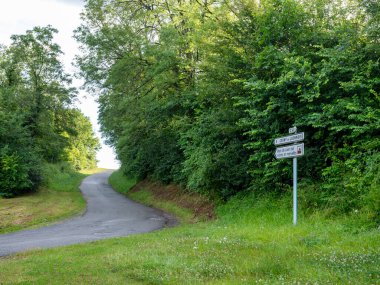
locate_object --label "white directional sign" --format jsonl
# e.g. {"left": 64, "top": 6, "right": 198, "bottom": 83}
{"left": 274, "top": 132, "right": 304, "bottom": 146}
{"left": 273, "top": 127, "right": 305, "bottom": 225}
{"left": 275, "top": 143, "right": 304, "bottom": 159}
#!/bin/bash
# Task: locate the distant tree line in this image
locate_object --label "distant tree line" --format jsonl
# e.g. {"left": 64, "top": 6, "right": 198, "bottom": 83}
{"left": 0, "top": 26, "right": 100, "bottom": 197}
{"left": 75, "top": 0, "right": 379, "bottom": 220}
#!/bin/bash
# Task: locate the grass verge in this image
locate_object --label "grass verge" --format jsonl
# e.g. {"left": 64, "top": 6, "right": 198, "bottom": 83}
{"left": 0, "top": 171, "right": 379, "bottom": 284}
{"left": 108, "top": 169, "right": 137, "bottom": 195}
{"left": 0, "top": 163, "right": 106, "bottom": 234}
{"left": 109, "top": 170, "right": 214, "bottom": 223}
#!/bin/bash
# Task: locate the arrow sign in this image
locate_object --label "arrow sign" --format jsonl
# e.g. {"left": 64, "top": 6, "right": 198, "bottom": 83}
{"left": 274, "top": 132, "right": 304, "bottom": 146}
{"left": 275, "top": 143, "right": 304, "bottom": 159}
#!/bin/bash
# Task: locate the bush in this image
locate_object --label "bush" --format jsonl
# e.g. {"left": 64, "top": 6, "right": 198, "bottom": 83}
{"left": 41, "top": 162, "right": 86, "bottom": 192}
{"left": 0, "top": 113, "right": 42, "bottom": 197}
{"left": 298, "top": 151, "right": 380, "bottom": 226}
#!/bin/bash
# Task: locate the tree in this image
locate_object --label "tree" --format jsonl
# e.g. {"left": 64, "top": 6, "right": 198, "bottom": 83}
{"left": 0, "top": 110, "right": 41, "bottom": 197}
{"left": 4, "top": 26, "right": 77, "bottom": 162}
{"left": 76, "top": 0, "right": 380, "bottom": 215}
{"left": 62, "top": 109, "right": 100, "bottom": 170}
{"left": 0, "top": 26, "right": 100, "bottom": 196}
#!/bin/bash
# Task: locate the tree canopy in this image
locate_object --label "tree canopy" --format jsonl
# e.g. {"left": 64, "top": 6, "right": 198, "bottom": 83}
{"left": 0, "top": 26, "right": 100, "bottom": 197}
{"left": 75, "top": 0, "right": 379, "bottom": 220}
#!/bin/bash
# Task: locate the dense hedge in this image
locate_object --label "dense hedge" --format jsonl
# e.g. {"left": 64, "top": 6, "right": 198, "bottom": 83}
{"left": 76, "top": 0, "right": 380, "bottom": 219}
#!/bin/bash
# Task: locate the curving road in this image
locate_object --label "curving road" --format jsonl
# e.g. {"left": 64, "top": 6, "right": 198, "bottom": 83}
{"left": 0, "top": 171, "right": 173, "bottom": 256}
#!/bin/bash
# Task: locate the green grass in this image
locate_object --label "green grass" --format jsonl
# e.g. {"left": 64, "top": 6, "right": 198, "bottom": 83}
{"left": 0, "top": 188, "right": 85, "bottom": 234}
{"left": 109, "top": 170, "right": 193, "bottom": 223}
{"left": 0, "top": 174, "right": 379, "bottom": 284}
{"left": 108, "top": 169, "right": 137, "bottom": 195}
{"left": 42, "top": 163, "right": 107, "bottom": 192}
{"left": 129, "top": 189, "right": 194, "bottom": 223}
{"left": 0, "top": 164, "right": 106, "bottom": 234}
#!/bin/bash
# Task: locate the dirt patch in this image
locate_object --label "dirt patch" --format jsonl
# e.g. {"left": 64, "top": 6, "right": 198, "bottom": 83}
{"left": 130, "top": 180, "right": 215, "bottom": 222}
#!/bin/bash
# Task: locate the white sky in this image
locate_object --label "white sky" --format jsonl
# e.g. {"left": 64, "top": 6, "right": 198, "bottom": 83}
{"left": 0, "top": 0, "right": 120, "bottom": 169}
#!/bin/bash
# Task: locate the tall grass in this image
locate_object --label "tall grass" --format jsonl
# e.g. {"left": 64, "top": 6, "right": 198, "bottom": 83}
{"left": 42, "top": 162, "right": 88, "bottom": 192}
{"left": 108, "top": 169, "right": 137, "bottom": 194}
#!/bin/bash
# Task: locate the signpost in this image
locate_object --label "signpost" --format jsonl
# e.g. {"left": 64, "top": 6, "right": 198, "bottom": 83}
{"left": 274, "top": 128, "right": 305, "bottom": 225}
{"left": 274, "top": 133, "right": 304, "bottom": 146}
{"left": 275, "top": 143, "right": 304, "bottom": 159}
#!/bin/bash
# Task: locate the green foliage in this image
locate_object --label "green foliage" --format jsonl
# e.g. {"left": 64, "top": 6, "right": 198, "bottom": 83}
{"left": 0, "top": 150, "right": 25, "bottom": 196}
{"left": 234, "top": 0, "right": 380, "bottom": 218}
{"left": 41, "top": 162, "right": 87, "bottom": 192}
{"left": 76, "top": 0, "right": 251, "bottom": 199}
{"left": 62, "top": 109, "right": 100, "bottom": 170}
{"left": 0, "top": 26, "right": 100, "bottom": 196}
{"left": 40, "top": 164, "right": 107, "bottom": 193}
{"left": 0, "top": 112, "right": 41, "bottom": 197}
{"left": 2, "top": 26, "right": 77, "bottom": 162}
{"left": 76, "top": 0, "right": 380, "bottom": 221}
{"left": 180, "top": 109, "right": 250, "bottom": 199}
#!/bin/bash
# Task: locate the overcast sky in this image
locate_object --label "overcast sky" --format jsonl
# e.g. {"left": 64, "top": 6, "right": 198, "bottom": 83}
{"left": 0, "top": 0, "right": 120, "bottom": 169}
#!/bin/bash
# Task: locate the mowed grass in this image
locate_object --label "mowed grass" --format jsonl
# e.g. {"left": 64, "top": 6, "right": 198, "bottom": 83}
{"left": 0, "top": 188, "right": 85, "bottom": 234}
{"left": 0, "top": 164, "right": 106, "bottom": 234}
{"left": 0, "top": 173, "right": 379, "bottom": 284}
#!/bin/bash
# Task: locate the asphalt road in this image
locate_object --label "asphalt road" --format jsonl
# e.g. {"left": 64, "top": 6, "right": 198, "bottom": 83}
{"left": 0, "top": 171, "right": 173, "bottom": 256}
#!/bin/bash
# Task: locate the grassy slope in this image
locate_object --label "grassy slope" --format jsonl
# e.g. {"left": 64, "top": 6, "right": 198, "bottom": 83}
{"left": 0, "top": 170, "right": 379, "bottom": 284}
{"left": 108, "top": 171, "right": 205, "bottom": 223}
{"left": 107, "top": 169, "right": 137, "bottom": 195}
{"left": 0, "top": 164, "right": 105, "bottom": 234}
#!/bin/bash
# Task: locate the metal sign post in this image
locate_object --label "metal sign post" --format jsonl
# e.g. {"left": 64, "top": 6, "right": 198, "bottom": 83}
{"left": 293, "top": 157, "right": 297, "bottom": 225}
{"left": 274, "top": 127, "right": 304, "bottom": 225}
